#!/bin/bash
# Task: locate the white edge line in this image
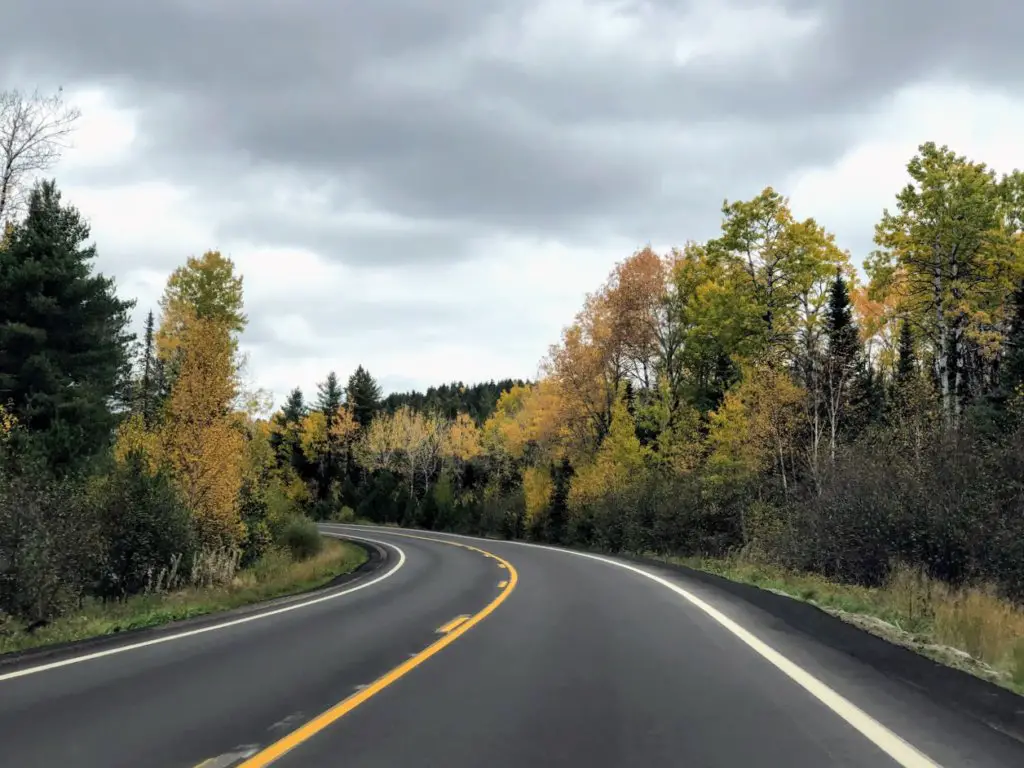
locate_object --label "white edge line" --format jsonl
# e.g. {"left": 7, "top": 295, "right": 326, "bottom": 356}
{"left": 0, "top": 535, "right": 405, "bottom": 683}
{"left": 326, "top": 525, "right": 941, "bottom": 768}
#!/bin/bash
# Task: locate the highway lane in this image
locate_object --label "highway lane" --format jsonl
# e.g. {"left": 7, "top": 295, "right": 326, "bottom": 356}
{"left": 2, "top": 525, "right": 1023, "bottom": 767}
{"left": 265, "top": 526, "right": 1024, "bottom": 768}
{"left": 0, "top": 533, "right": 506, "bottom": 768}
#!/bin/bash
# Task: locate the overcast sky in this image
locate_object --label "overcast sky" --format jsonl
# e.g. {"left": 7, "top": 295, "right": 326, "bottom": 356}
{"left": 3, "top": 0, "right": 1023, "bottom": 406}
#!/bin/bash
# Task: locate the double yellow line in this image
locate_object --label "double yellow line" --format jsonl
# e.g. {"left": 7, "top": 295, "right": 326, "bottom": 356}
{"left": 237, "top": 533, "right": 518, "bottom": 767}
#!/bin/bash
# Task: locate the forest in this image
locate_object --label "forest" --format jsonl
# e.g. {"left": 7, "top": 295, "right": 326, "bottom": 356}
{"left": 2, "top": 88, "right": 1023, "bottom": 684}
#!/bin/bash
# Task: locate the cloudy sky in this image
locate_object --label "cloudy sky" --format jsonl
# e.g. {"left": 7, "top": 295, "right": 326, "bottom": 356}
{"left": 3, "top": 0, "right": 1022, "bottom": 406}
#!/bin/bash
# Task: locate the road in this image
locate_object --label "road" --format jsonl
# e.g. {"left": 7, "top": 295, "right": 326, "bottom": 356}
{"left": 1, "top": 525, "right": 1022, "bottom": 767}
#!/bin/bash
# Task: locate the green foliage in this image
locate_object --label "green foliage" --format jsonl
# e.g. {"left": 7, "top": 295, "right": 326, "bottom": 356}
{"left": 0, "top": 460, "right": 105, "bottom": 623}
{"left": 94, "top": 451, "right": 193, "bottom": 599}
{"left": 0, "top": 180, "right": 134, "bottom": 472}
{"left": 346, "top": 365, "right": 382, "bottom": 428}
{"left": 277, "top": 515, "right": 323, "bottom": 561}
{"left": 383, "top": 379, "right": 527, "bottom": 424}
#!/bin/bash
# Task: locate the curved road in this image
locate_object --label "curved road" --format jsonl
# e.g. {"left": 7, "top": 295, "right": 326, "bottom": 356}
{"left": 1, "top": 525, "right": 1022, "bottom": 767}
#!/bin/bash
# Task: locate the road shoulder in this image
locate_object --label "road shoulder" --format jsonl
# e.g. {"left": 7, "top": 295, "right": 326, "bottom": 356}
{"left": 0, "top": 536, "right": 389, "bottom": 673}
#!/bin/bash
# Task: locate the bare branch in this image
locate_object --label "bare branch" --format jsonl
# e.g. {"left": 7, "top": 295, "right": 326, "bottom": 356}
{"left": 0, "top": 86, "right": 81, "bottom": 223}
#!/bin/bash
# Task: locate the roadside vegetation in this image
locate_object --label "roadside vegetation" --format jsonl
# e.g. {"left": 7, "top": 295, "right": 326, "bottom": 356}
{"left": 3, "top": 87, "right": 1024, "bottom": 692}
{"left": 0, "top": 538, "right": 366, "bottom": 655}
{"left": 0, "top": 88, "right": 367, "bottom": 654}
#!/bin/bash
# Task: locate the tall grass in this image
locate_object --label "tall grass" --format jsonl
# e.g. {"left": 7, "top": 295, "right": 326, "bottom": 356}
{"left": 0, "top": 539, "right": 367, "bottom": 655}
{"left": 669, "top": 555, "right": 1024, "bottom": 692}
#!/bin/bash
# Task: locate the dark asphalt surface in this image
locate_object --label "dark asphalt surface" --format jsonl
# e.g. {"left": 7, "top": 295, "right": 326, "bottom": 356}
{"left": 1, "top": 525, "right": 1023, "bottom": 767}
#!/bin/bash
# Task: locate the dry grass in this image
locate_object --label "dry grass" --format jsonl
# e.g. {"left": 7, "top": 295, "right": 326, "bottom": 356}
{"left": 0, "top": 539, "right": 367, "bottom": 655}
{"left": 663, "top": 555, "right": 1024, "bottom": 694}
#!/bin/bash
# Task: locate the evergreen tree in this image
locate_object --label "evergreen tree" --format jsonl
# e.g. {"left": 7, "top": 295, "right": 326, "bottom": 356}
{"left": 133, "top": 310, "right": 165, "bottom": 428}
{"left": 270, "top": 387, "right": 307, "bottom": 474}
{"left": 545, "top": 457, "right": 574, "bottom": 545}
{"left": 895, "top": 320, "right": 917, "bottom": 390}
{"left": 316, "top": 371, "right": 344, "bottom": 425}
{"left": 823, "top": 274, "right": 861, "bottom": 457}
{"left": 313, "top": 371, "right": 346, "bottom": 503}
{"left": 999, "top": 281, "right": 1024, "bottom": 401}
{"left": 346, "top": 365, "right": 382, "bottom": 428}
{"left": 0, "top": 180, "right": 134, "bottom": 471}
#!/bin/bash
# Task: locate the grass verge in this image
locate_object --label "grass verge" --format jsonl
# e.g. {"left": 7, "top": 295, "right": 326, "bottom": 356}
{"left": 0, "top": 538, "right": 367, "bottom": 656}
{"left": 659, "top": 554, "right": 1024, "bottom": 695}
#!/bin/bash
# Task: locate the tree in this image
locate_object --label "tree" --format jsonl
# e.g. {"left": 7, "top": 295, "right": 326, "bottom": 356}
{"left": 823, "top": 274, "right": 861, "bottom": 461}
{"left": 317, "top": 372, "right": 344, "bottom": 423}
{"left": 159, "top": 315, "right": 245, "bottom": 548}
{"left": 157, "top": 251, "right": 246, "bottom": 381}
{"left": 895, "top": 321, "right": 917, "bottom": 391}
{"left": 269, "top": 387, "right": 309, "bottom": 480}
{"left": 0, "top": 87, "right": 81, "bottom": 224}
{"left": 707, "top": 187, "right": 847, "bottom": 367}
{"left": 0, "top": 181, "right": 134, "bottom": 470}
{"left": 346, "top": 365, "right": 382, "bottom": 427}
{"left": 872, "top": 142, "right": 1020, "bottom": 429}
{"left": 131, "top": 310, "right": 165, "bottom": 428}
{"left": 545, "top": 457, "right": 574, "bottom": 545}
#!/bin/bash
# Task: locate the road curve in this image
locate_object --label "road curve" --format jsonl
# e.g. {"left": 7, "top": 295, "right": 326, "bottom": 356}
{"left": 0, "top": 526, "right": 1022, "bottom": 767}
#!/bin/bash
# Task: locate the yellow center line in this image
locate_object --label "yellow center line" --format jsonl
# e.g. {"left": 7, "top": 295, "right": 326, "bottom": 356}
{"left": 436, "top": 614, "right": 470, "bottom": 634}
{"left": 498, "top": 580, "right": 508, "bottom": 588}
{"left": 238, "top": 534, "right": 518, "bottom": 767}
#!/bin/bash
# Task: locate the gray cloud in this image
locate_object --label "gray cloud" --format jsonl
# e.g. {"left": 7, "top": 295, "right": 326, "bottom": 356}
{"left": 3, "top": 0, "right": 1020, "bottom": 394}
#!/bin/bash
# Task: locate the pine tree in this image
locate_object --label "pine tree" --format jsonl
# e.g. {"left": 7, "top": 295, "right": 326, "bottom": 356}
{"left": 895, "top": 320, "right": 917, "bottom": 390}
{"left": 823, "top": 274, "right": 861, "bottom": 459}
{"left": 546, "top": 457, "right": 574, "bottom": 545}
{"left": 346, "top": 365, "right": 382, "bottom": 428}
{"left": 0, "top": 180, "right": 134, "bottom": 470}
{"left": 314, "top": 371, "right": 346, "bottom": 503}
{"left": 134, "top": 310, "right": 165, "bottom": 428}
{"left": 1000, "top": 281, "right": 1024, "bottom": 398}
{"left": 270, "top": 387, "right": 308, "bottom": 475}
{"left": 317, "top": 371, "right": 344, "bottom": 426}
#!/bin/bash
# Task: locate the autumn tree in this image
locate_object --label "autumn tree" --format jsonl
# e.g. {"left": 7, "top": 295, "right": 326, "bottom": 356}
{"left": 706, "top": 187, "right": 848, "bottom": 368}
{"left": 0, "top": 87, "right": 81, "bottom": 224}
{"left": 872, "top": 142, "right": 1022, "bottom": 429}
{"left": 159, "top": 314, "right": 245, "bottom": 547}
{"left": 570, "top": 393, "right": 650, "bottom": 512}
{"left": 707, "top": 366, "right": 805, "bottom": 498}
{"left": 443, "top": 412, "right": 483, "bottom": 474}
{"left": 157, "top": 251, "right": 246, "bottom": 388}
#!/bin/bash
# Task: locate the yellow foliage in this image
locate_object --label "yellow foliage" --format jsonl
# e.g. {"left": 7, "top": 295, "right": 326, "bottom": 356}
{"left": 356, "top": 406, "right": 446, "bottom": 490}
{"left": 522, "top": 465, "right": 552, "bottom": 524}
{"left": 0, "top": 403, "right": 16, "bottom": 441}
{"left": 160, "top": 315, "right": 245, "bottom": 548}
{"left": 707, "top": 366, "right": 805, "bottom": 487}
{"left": 240, "top": 418, "right": 276, "bottom": 487}
{"left": 112, "top": 413, "right": 162, "bottom": 473}
{"left": 484, "top": 380, "right": 569, "bottom": 461}
{"left": 569, "top": 394, "right": 650, "bottom": 510}
{"left": 444, "top": 412, "right": 482, "bottom": 463}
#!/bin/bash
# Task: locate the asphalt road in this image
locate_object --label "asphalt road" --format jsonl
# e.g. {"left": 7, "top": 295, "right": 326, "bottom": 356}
{"left": 1, "top": 525, "right": 1022, "bottom": 767}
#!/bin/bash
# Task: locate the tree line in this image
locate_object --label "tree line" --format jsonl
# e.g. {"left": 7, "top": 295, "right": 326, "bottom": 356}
{"left": 303, "top": 141, "right": 1024, "bottom": 608}
{"left": 3, "top": 85, "right": 1023, "bottom": 632}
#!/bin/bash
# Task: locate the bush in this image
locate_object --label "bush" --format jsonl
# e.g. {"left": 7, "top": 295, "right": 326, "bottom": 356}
{"left": 93, "top": 451, "right": 193, "bottom": 599}
{"left": 330, "top": 505, "right": 356, "bottom": 523}
{"left": 0, "top": 459, "right": 105, "bottom": 623}
{"left": 277, "top": 515, "right": 322, "bottom": 561}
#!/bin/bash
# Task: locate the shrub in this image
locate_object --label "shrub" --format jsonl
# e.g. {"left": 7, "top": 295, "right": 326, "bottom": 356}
{"left": 278, "top": 515, "right": 322, "bottom": 561}
{"left": 93, "top": 451, "right": 193, "bottom": 599}
{"left": 0, "top": 460, "right": 105, "bottom": 623}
